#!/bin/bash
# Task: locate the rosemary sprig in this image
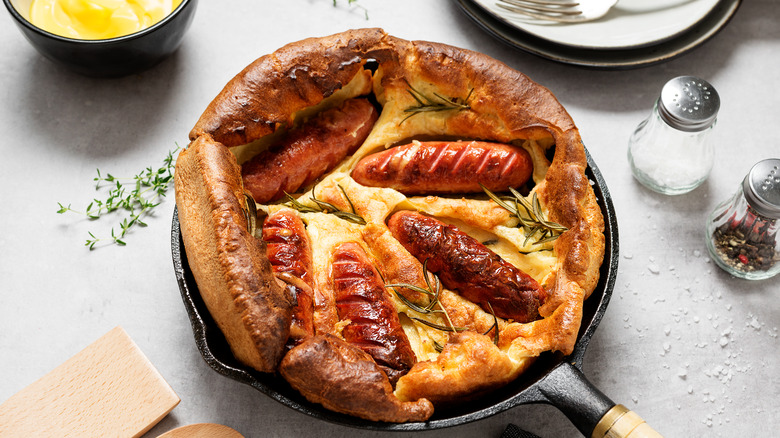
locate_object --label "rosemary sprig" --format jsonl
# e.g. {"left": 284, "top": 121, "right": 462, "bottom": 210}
{"left": 482, "top": 184, "right": 567, "bottom": 248}
{"left": 483, "top": 303, "right": 500, "bottom": 346}
{"left": 386, "top": 260, "right": 439, "bottom": 312}
{"left": 401, "top": 80, "right": 473, "bottom": 124}
{"left": 410, "top": 317, "right": 465, "bottom": 333}
{"left": 284, "top": 184, "right": 366, "bottom": 225}
{"left": 387, "top": 260, "right": 502, "bottom": 350}
{"left": 57, "top": 146, "right": 179, "bottom": 249}
{"left": 386, "top": 259, "right": 464, "bottom": 334}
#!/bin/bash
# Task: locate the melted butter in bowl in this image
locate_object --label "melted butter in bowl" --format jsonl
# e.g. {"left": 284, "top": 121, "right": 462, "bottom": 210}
{"left": 4, "top": 0, "right": 197, "bottom": 77}
{"left": 29, "top": 0, "right": 183, "bottom": 40}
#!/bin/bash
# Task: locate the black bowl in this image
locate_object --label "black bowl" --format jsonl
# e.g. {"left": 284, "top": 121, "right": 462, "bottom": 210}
{"left": 3, "top": 0, "right": 198, "bottom": 77}
{"left": 171, "top": 147, "right": 620, "bottom": 433}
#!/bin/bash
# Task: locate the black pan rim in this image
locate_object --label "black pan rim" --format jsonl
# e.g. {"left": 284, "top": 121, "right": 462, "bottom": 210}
{"left": 171, "top": 145, "right": 618, "bottom": 431}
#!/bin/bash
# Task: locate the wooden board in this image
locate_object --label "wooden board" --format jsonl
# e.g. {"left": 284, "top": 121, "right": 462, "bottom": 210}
{"left": 0, "top": 326, "right": 180, "bottom": 438}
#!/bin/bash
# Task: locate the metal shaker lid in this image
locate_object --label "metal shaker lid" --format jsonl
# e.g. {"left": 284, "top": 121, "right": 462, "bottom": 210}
{"left": 658, "top": 76, "right": 720, "bottom": 132}
{"left": 743, "top": 158, "right": 780, "bottom": 219}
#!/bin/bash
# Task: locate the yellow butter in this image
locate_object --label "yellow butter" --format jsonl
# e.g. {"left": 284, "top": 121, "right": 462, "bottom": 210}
{"left": 30, "top": 0, "right": 182, "bottom": 40}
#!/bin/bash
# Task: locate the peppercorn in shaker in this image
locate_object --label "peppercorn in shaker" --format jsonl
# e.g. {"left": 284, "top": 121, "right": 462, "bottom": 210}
{"left": 706, "top": 159, "right": 780, "bottom": 280}
{"left": 628, "top": 76, "right": 720, "bottom": 195}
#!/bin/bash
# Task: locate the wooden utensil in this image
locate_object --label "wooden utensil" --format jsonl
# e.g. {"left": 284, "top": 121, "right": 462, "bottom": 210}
{"left": 156, "top": 423, "right": 244, "bottom": 438}
{"left": 0, "top": 326, "right": 180, "bottom": 438}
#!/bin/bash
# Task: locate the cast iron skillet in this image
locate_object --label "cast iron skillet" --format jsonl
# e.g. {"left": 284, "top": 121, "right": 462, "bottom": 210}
{"left": 171, "top": 148, "right": 620, "bottom": 435}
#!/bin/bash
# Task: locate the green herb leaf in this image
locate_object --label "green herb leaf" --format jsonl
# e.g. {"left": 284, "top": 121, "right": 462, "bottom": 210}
{"left": 284, "top": 184, "right": 366, "bottom": 225}
{"left": 482, "top": 184, "right": 567, "bottom": 249}
{"left": 385, "top": 258, "right": 462, "bottom": 338}
{"left": 410, "top": 317, "right": 466, "bottom": 333}
{"left": 58, "top": 145, "right": 180, "bottom": 250}
{"left": 332, "top": 0, "right": 368, "bottom": 19}
{"left": 483, "top": 302, "right": 500, "bottom": 346}
{"left": 401, "top": 80, "right": 473, "bottom": 124}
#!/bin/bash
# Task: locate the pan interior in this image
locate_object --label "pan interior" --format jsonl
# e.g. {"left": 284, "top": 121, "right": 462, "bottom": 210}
{"left": 171, "top": 146, "right": 618, "bottom": 431}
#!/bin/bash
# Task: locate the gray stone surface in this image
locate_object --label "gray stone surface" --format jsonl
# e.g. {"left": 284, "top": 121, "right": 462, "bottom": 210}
{"left": 1, "top": 1, "right": 777, "bottom": 437}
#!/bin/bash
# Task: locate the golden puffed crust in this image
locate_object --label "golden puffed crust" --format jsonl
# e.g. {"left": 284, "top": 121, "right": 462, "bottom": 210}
{"left": 372, "top": 37, "right": 576, "bottom": 145}
{"left": 280, "top": 335, "right": 434, "bottom": 422}
{"left": 175, "top": 135, "right": 294, "bottom": 372}
{"left": 176, "top": 28, "right": 605, "bottom": 422}
{"left": 394, "top": 331, "right": 529, "bottom": 405}
{"left": 189, "top": 28, "right": 394, "bottom": 147}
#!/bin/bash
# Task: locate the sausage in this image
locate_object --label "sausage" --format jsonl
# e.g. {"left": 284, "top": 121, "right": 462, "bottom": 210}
{"left": 351, "top": 140, "right": 533, "bottom": 195}
{"left": 331, "top": 242, "right": 416, "bottom": 384}
{"left": 263, "top": 210, "right": 315, "bottom": 346}
{"left": 242, "top": 98, "right": 378, "bottom": 203}
{"left": 387, "top": 211, "right": 546, "bottom": 323}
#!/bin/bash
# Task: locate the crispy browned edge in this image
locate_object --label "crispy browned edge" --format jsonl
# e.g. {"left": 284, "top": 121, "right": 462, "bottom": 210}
{"left": 174, "top": 134, "right": 294, "bottom": 372}
{"left": 176, "top": 27, "right": 605, "bottom": 419}
{"left": 189, "top": 28, "right": 395, "bottom": 147}
{"left": 280, "top": 334, "right": 433, "bottom": 422}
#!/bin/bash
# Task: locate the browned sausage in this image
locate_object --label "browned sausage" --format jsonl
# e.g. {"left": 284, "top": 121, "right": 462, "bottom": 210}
{"left": 387, "top": 211, "right": 546, "bottom": 323}
{"left": 351, "top": 140, "right": 533, "bottom": 194}
{"left": 331, "top": 242, "right": 416, "bottom": 384}
{"left": 243, "top": 98, "right": 378, "bottom": 203}
{"left": 263, "top": 210, "right": 315, "bottom": 345}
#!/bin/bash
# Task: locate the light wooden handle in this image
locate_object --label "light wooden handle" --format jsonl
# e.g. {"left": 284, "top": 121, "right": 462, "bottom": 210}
{"left": 592, "top": 404, "right": 664, "bottom": 438}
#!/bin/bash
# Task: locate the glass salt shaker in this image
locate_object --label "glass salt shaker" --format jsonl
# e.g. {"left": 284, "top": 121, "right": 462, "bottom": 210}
{"left": 627, "top": 76, "right": 720, "bottom": 195}
{"left": 706, "top": 159, "right": 780, "bottom": 280}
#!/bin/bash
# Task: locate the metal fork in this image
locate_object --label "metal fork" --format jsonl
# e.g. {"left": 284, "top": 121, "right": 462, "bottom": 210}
{"left": 496, "top": 0, "right": 618, "bottom": 23}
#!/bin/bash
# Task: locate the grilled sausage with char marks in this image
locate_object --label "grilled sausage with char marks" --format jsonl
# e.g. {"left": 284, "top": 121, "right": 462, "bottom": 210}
{"left": 388, "top": 211, "right": 546, "bottom": 323}
{"left": 263, "top": 210, "right": 316, "bottom": 346}
{"left": 331, "top": 242, "right": 416, "bottom": 385}
{"left": 351, "top": 140, "right": 533, "bottom": 195}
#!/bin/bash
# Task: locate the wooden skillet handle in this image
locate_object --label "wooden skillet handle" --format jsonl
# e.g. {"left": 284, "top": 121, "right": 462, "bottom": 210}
{"left": 592, "top": 404, "right": 664, "bottom": 438}
{"left": 537, "top": 362, "right": 663, "bottom": 437}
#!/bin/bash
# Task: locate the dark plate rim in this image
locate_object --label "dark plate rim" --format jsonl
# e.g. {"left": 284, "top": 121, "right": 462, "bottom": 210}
{"left": 470, "top": 0, "right": 724, "bottom": 51}
{"left": 455, "top": 0, "right": 742, "bottom": 69}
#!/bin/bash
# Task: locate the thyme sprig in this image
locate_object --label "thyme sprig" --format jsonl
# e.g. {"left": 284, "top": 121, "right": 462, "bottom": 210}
{"left": 284, "top": 184, "right": 366, "bottom": 225}
{"left": 57, "top": 146, "right": 179, "bottom": 249}
{"left": 332, "top": 0, "right": 368, "bottom": 20}
{"left": 482, "top": 184, "right": 568, "bottom": 248}
{"left": 401, "top": 80, "right": 473, "bottom": 124}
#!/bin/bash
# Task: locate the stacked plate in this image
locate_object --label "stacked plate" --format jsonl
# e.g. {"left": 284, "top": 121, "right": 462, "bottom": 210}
{"left": 456, "top": 0, "right": 742, "bottom": 69}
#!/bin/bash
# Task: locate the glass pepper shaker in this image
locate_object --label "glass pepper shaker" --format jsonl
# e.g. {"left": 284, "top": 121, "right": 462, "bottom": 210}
{"left": 627, "top": 76, "right": 720, "bottom": 195}
{"left": 706, "top": 159, "right": 780, "bottom": 280}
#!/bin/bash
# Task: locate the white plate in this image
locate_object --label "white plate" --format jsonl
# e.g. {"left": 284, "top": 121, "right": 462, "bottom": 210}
{"left": 456, "top": 0, "right": 741, "bottom": 69}
{"left": 472, "top": 0, "right": 722, "bottom": 50}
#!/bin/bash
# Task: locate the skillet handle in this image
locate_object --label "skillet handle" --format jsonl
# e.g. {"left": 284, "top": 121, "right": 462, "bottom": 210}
{"left": 592, "top": 404, "right": 663, "bottom": 438}
{"left": 538, "top": 362, "right": 663, "bottom": 437}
